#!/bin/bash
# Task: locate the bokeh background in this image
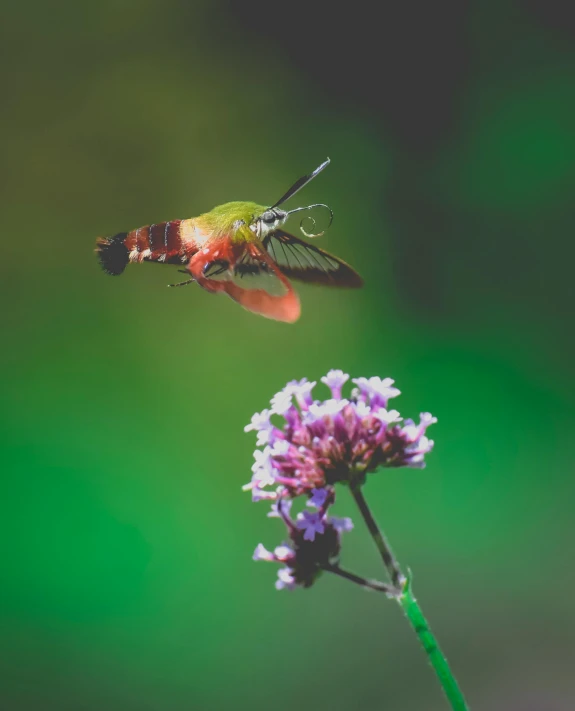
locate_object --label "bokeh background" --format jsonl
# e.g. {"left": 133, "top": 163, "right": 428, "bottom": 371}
{"left": 1, "top": 1, "right": 574, "bottom": 709}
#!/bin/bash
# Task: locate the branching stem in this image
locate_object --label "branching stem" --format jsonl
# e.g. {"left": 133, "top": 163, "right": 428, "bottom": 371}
{"left": 322, "top": 564, "right": 399, "bottom": 596}
{"left": 350, "top": 485, "right": 404, "bottom": 588}
{"left": 351, "top": 484, "right": 470, "bottom": 711}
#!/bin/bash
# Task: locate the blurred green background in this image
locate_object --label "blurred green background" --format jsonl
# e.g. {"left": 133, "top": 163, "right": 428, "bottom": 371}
{"left": 1, "top": 1, "right": 574, "bottom": 709}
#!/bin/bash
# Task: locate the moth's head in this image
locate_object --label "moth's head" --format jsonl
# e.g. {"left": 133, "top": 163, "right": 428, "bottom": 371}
{"left": 210, "top": 159, "right": 333, "bottom": 239}
{"left": 251, "top": 207, "right": 288, "bottom": 238}
{"left": 252, "top": 158, "right": 334, "bottom": 239}
{"left": 208, "top": 203, "right": 288, "bottom": 238}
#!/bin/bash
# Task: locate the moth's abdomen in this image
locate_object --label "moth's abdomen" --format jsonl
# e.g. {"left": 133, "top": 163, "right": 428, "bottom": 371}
{"left": 96, "top": 220, "right": 192, "bottom": 275}
{"left": 95, "top": 232, "right": 130, "bottom": 275}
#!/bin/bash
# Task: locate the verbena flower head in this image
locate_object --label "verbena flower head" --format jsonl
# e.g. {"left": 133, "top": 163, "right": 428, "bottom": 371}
{"left": 245, "top": 371, "right": 435, "bottom": 591}
{"left": 244, "top": 370, "right": 436, "bottom": 501}
{"left": 253, "top": 492, "right": 354, "bottom": 590}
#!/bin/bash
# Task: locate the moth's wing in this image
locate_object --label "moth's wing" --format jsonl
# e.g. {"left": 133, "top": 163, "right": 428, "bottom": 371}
{"left": 230, "top": 246, "right": 291, "bottom": 296}
{"left": 190, "top": 239, "right": 300, "bottom": 323}
{"left": 224, "top": 243, "right": 301, "bottom": 323}
{"left": 263, "top": 230, "right": 363, "bottom": 288}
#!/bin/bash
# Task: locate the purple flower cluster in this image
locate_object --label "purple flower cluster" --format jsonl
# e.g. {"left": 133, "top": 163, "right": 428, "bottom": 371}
{"left": 253, "top": 487, "right": 353, "bottom": 589}
{"left": 245, "top": 370, "right": 436, "bottom": 590}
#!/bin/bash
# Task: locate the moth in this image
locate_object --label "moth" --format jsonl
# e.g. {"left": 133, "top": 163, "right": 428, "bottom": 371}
{"left": 96, "top": 159, "right": 362, "bottom": 322}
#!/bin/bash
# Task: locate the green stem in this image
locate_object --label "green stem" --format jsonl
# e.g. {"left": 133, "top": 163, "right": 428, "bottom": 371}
{"left": 399, "top": 577, "right": 469, "bottom": 711}
{"left": 351, "top": 485, "right": 470, "bottom": 711}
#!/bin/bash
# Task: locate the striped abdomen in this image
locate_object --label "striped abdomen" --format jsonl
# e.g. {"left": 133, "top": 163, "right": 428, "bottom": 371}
{"left": 96, "top": 220, "right": 196, "bottom": 275}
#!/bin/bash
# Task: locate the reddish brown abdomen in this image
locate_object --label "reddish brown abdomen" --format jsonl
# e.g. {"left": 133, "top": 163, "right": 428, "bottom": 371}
{"left": 96, "top": 220, "right": 192, "bottom": 275}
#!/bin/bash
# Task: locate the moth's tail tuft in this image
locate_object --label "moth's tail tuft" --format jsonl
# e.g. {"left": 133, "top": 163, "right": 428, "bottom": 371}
{"left": 96, "top": 232, "right": 129, "bottom": 275}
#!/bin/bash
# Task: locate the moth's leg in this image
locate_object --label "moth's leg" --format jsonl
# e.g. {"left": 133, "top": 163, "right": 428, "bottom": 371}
{"left": 167, "top": 268, "right": 196, "bottom": 288}
{"left": 167, "top": 278, "right": 195, "bottom": 288}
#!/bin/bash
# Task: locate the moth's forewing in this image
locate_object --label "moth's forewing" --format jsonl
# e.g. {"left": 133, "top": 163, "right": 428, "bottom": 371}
{"left": 263, "top": 230, "right": 363, "bottom": 288}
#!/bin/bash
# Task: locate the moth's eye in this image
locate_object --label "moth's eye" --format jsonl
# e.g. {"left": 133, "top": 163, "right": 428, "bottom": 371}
{"left": 262, "top": 211, "right": 276, "bottom": 224}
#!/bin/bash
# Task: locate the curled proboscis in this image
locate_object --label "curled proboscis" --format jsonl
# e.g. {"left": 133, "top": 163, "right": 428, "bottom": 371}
{"left": 288, "top": 203, "right": 334, "bottom": 239}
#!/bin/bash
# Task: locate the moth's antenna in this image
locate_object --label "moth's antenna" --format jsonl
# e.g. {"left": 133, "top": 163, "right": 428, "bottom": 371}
{"left": 286, "top": 203, "right": 334, "bottom": 238}
{"left": 270, "top": 158, "right": 330, "bottom": 209}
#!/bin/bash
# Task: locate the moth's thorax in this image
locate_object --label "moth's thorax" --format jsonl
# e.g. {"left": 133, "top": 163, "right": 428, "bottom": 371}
{"left": 194, "top": 201, "right": 264, "bottom": 240}
{"left": 184, "top": 201, "right": 289, "bottom": 245}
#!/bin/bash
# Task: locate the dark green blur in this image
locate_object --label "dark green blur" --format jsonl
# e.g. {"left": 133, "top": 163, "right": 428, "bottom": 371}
{"left": 1, "top": 1, "right": 574, "bottom": 709}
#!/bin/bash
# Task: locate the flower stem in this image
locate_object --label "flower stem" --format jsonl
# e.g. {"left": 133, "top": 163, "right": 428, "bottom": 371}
{"left": 351, "top": 485, "right": 470, "bottom": 711}
{"left": 399, "top": 578, "right": 469, "bottom": 710}
{"left": 322, "top": 564, "right": 399, "bottom": 595}
{"left": 350, "top": 485, "right": 404, "bottom": 588}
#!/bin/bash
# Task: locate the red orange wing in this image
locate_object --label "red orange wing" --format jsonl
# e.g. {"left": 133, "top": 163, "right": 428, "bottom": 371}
{"left": 189, "top": 240, "right": 301, "bottom": 323}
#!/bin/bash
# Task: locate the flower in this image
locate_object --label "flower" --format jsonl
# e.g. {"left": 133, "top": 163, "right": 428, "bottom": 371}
{"left": 253, "top": 496, "right": 353, "bottom": 590}
{"left": 376, "top": 414, "right": 437, "bottom": 470}
{"left": 306, "top": 487, "right": 329, "bottom": 509}
{"left": 267, "top": 497, "right": 293, "bottom": 518}
{"left": 296, "top": 511, "right": 326, "bottom": 541}
{"left": 351, "top": 400, "right": 371, "bottom": 418}
{"left": 372, "top": 407, "right": 401, "bottom": 425}
{"left": 246, "top": 371, "right": 436, "bottom": 591}
{"left": 330, "top": 516, "right": 354, "bottom": 533}
{"left": 244, "top": 409, "right": 271, "bottom": 434}
{"left": 251, "top": 487, "right": 279, "bottom": 502}
{"left": 352, "top": 377, "right": 401, "bottom": 407}
{"left": 321, "top": 369, "right": 349, "bottom": 399}
{"left": 303, "top": 398, "right": 349, "bottom": 424}
{"left": 243, "top": 371, "right": 436, "bottom": 500}
{"left": 252, "top": 543, "right": 275, "bottom": 561}
{"left": 276, "top": 568, "right": 297, "bottom": 590}
{"left": 285, "top": 378, "right": 317, "bottom": 409}
{"left": 246, "top": 447, "right": 277, "bottom": 490}
{"left": 270, "top": 439, "right": 290, "bottom": 457}
{"left": 270, "top": 390, "right": 294, "bottom": 416}
{"left": 273, "top": 545, "right": 294, "bottom": 560}
{"left": 244, "top": 409, "right": 275, "bottom": 447}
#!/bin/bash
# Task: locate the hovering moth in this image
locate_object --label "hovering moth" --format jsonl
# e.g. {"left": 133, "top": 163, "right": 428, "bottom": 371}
{"left": 95, "top": 159, "right": 362, "bottom": 322}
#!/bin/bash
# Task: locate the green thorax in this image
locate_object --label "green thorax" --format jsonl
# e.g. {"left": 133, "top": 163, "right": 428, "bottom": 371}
{"left": 197, "top": 201, "right": 267, "bottom": 242}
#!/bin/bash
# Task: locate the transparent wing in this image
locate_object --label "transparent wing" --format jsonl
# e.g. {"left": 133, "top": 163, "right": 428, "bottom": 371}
{"left": 190, "top": 240, "right": 301, "bottom": 323}
{"left": 263, "top": 230, "right": 363, "bottom": 288}
{"left": 224, "top": 243, "right": 300, "bottom": 322}
{"left": 232, "top": 248, "right": 289, "bottom": 297}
